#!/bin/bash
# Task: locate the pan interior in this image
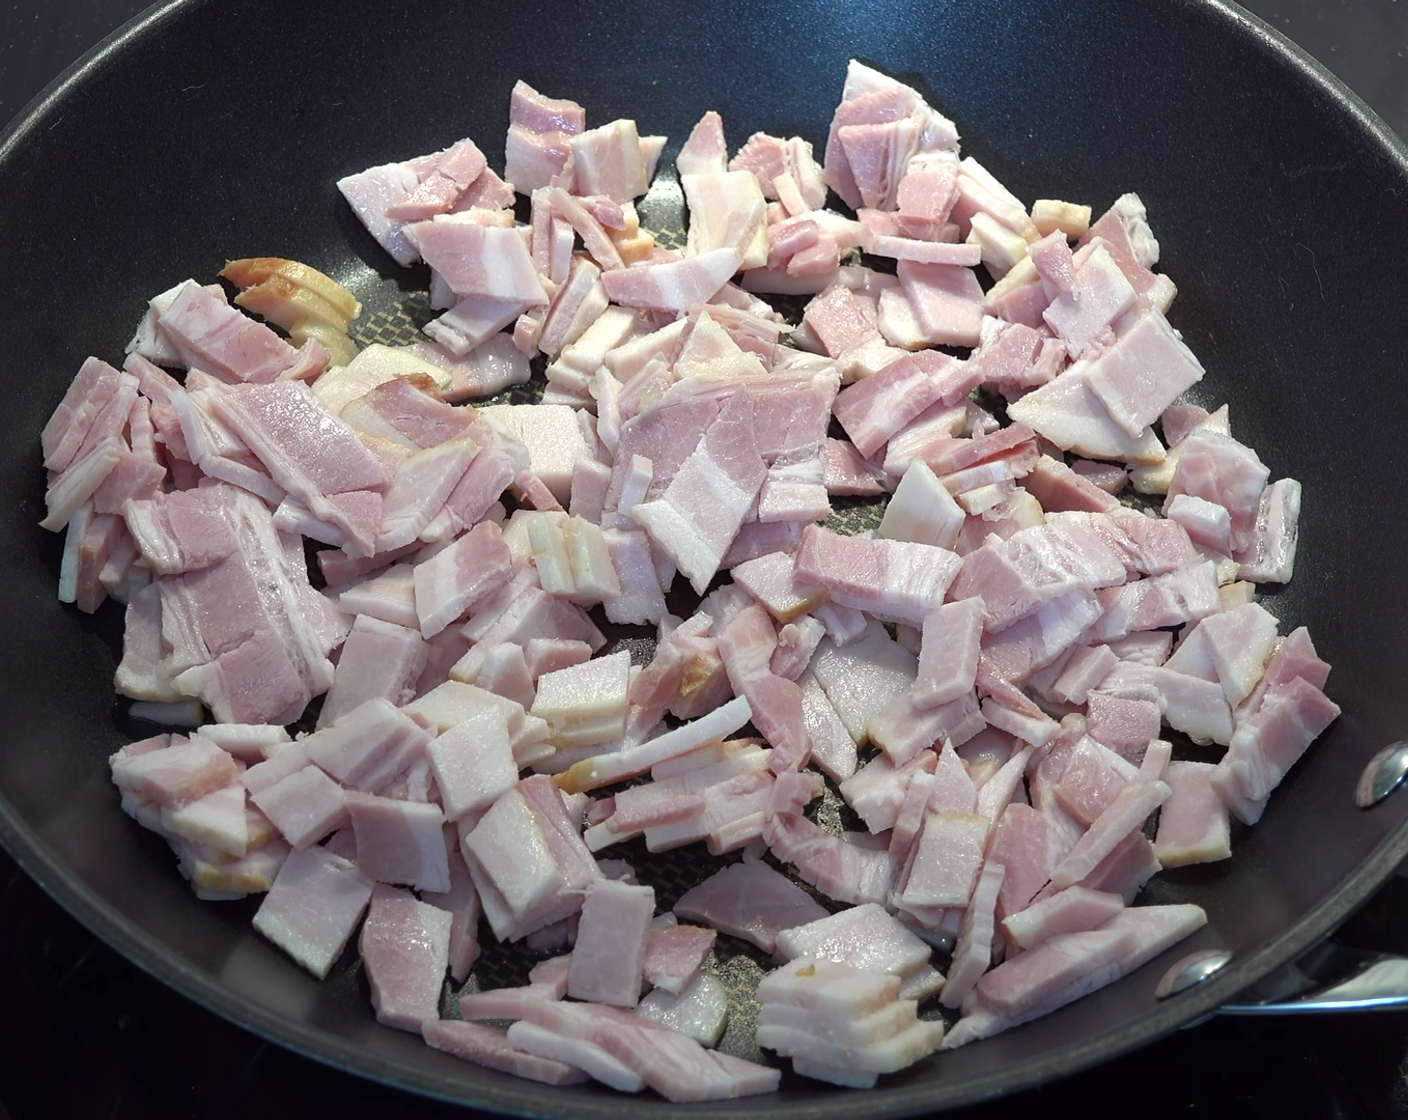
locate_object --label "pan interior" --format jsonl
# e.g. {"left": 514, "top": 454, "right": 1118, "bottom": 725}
{"left": 3, "top": 0, "right": 1408, "bottom": 1115}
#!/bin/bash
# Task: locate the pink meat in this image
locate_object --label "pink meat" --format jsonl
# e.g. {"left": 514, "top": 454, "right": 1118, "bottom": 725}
{"left": 207, "top": 381, "right": 390, "bottom": 553}
{"left": 385, "top": 138, "right": 490, "bottom": 221}
{"left": 155, "top": 280, "right": 300, "bottom": 383}
{"left": 795, "top": 525, "right": 962, "bottom": 626}
{"left": 1064, "top": 830, "right": 1161, "bottom": 904}
{"left": 412, "top": 520, "right": 514, "bottom": 638}
{"left": 1154, "top": 760, "right": 1231, "bottom": 867}
{"left": 941, "top": 858, "right": 1006, "bottom": 1008}
{"left": 897, "top": 811, "right": 989, "bottom": 909}
{"left": 867, "top": 689, "right": 984, "bottom": 766}
{"left": 1048, "top": 780, "right": 1171, "bottom": 890}
{"left": 423, "top": 1020, "right": 589, "bottom": 1086}
{"left": 405, "top": 217, "right": 548, "bottom": 304}
{"left": 462, "top": 786, "right": 570, "bottom": 941}
{"left": 715, "top": 604, "right": 811, "bottom": 773}
{"left": 766, "top": 805, "right": 899, "bottom": 907}
{"left": 360, "top": 883, "right": 453, "bottom": 1031}
{"left": 421, "top": 855, "right": 483, "bottom": 983}
{"left": 631, "top": 389, "right": 766, "bottom": 594}
{"left": 832, "top": 351, "right": 974, "bottom": 458}
{"left": 318, "top": 614, "right": 428, "bottom": 728}
{"left": 773, "top": 902, "right": 932, "bottom": 978}
{"left": 252, "top": 845, "right": 374, "bottom": 978}
{"left": 643, "top": 925, "right": 717, "bottom": 995}
{"left": 1053, "top": 739, "right": 1130, "bottom": 827}
{"left": 42, "top": 356, "right": 130, "bottom": 472}
{"left": 1084, "top": 692, "right": 1161, "bottom": 758}
{"left": 1024, "top": 456, "right": 1121, "bottom": 514}
{"left": 899, "top": 261, "right": 986, "bottom": 348}
{"left": 601, "top": 249, "right": 743, "bottom": 314}
{"left": 427, "top": 706, "right": 517, "bottom": 822}
{"left": 1041, "top": 245, "right": 1136, "bottom": 359}
{"left": 672, "top": 860, "right": 828, "bottom": 954}
{"left": 250, "top": 765, "right": 347, "bottom": 850}
{"left": 1163, "top": 430, "right": 1270, "bottom": 554}
{"left": 345, "top": 792, "right": 451, "bottom": 893}
{"left": 305, "top": 698, "right": 431, "bottom": 791}
{"left": 1237, "top": 477, "right": 1302, "bottom": 584}
{"left": 1002, "top": 886, "right": 1126, "bottom": 952}
{"left": 947, "top": 517, "right": 1129, "bottom": 634}
{"left": 677, "top": 111, "right": 728, "bottom": 177}
{"left": 950, "top": 904, "right": 1206, "bottom": 1046}
{"left": 1237, "top": 625, "right": 1330, "bottom": 721}
{"left": 570, "top": 119, "right": 650, "bottom": 202}
{"left": 569, "top": 880, "right": 655, "bottom": 1008}
{"left": 986, "top": 802, "right": 1078, "bottom": 922}
{"left": 1211, "top": 676, "right": 1341, "bottom": 825}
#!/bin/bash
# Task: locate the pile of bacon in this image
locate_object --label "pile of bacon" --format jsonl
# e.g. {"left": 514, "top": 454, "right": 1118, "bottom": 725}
{"left": 37, "top": 59, "right": 1341, "bottom": 1100}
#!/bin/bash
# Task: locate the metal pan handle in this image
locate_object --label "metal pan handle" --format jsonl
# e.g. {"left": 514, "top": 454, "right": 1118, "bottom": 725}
{"left": 1160, "top": 942, "right": 1408, "bottom": 1015}
{"left": 1221, "top": 943, "right": 1408, "bottom": 1015}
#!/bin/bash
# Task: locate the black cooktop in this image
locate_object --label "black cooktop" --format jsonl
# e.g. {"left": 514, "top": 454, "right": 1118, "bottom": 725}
{"left": 4, "top": 3, "right": 1408, "bottom": 1119}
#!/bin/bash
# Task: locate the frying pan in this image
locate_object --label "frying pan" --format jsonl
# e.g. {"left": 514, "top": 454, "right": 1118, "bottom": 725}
{"left": 3, "top": 0, "right": 1408, "bottom": 1114}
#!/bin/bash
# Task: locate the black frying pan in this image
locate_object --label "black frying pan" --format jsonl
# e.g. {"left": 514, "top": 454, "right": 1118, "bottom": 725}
{"left": 3, "top": 0, "right": 1408, "bottom": 1115}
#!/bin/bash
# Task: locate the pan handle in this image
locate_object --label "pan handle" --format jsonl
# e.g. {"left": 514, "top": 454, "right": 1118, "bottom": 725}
{"left": 1218, "top": 942, "right": 1408, "bottom": 1015}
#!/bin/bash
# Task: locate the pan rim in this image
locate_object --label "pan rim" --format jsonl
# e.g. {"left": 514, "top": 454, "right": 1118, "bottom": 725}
{"left": 3, "top": 0, "right": 1408, "bottom": 1114}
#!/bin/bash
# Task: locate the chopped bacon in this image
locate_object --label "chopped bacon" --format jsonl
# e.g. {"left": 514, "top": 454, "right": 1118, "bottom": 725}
{"left": 55, "top": 60, "right": 1342, "bottom": 1099}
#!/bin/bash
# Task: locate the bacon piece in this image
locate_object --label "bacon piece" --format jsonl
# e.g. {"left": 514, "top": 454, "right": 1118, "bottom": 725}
{"left": 833, "top": 351, "right": 977, "bottom": 458}
{"left": 946, "top": 905, "right": 1206, "bottom": 1048}
{"left": 404, "top": 217, "right": 547, "bottom": 305}
{"left": 643, "top": 925, "right": 717, "bottom": 995}
{"left": 810, "top": 622, "right": 918, "bottom": 743}
{"left": 569, "top": 880, "right": 655, "bottom": 1007}
{"left": 412, "top": 520, "right": 513, "bottom": 638}
{"left": 1001, "top": 886, "right": 1123, "bottom": 955}
{"left": 897, "top": 811, "right": 988, "bottom": 910}
{"left": 531, "top": 651, "right": 631, "bottom": 749}
{"left": 947, "top": 516, "right": 1129, "bottom": 634}
{"left": 1236, "top": 477, "right": 1301, "bottom": 583}
{"left": 673, "top": 860, "right": 828, "bottom": 954}
{"left": 554, "top": 695, "right": 754, "bottom": 794}
{"left": 796, "top": 525, "right": 961, "bottom": 626}
{"left": 1211, "top": 677, "right": 1340, "bottom": 825}
{"left": 360, "top": 884, "right": 452, "bottom": 1031}
{"left": 252, "top": 845, "right": 374, "bottom": 978}
{"left": 318, "top": 615, "right": 427, "bottom": 728}
{"left": 774, "top": 902, "right": 933, "bottom": 980}
{"left": 570, "top": 119, "right": 651, "bottom": 202}
{"left": 427, "top": 704, "right": 516, "bottom": 821}
{"left": 601, "top": 248, "right": 743, "bottom": 315}
{"left": 682, "top": 170, "right": 769, "bottom": 268}
{"left": 1006, "top": 364, "right": 1166, "bottom": 465}
{"left": 423, "top": 1020, "right": 589, "bottom": 1086}
{"left": 1154, "top": 760, "right": 1231, "bottom": 867}
{"left": 631, "top": 390, "right": 766, "bottom": 594}
{"left": 249, "top": 765, "right": 346, "bottom": 851}
{"left": 715, "top": 604, "right": 811, "bottom": 773}
{"left": 1163, "top": 430, "right": 1269, "bottom": 554}
{"left": 155, "top": 280, "right": 300, "bottom": 383}
{"left": 345, "top": 792, "right": 450, "bottom": 893}
{"left": 756, "top": 957, "right": 943, "bottom": 1088}
{"left": 1048, "top": 780, "right": 1171, "bottom": 891}
{"left": 914, "top": 599, "right": 984, "bottom": 708}
{"left": 504, "top": 81, "right": 585, "bottom": 194}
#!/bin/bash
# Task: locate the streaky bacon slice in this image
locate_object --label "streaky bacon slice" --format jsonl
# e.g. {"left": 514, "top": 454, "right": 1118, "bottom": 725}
{"left": 631, "top": 389, "right": 766, "bottom": 594}
{"left": 795, "top": 525, "right": 962, "bottom": 626}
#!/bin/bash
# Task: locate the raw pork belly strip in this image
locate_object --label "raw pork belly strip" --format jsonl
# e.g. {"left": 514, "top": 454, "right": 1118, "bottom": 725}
{"left": 40, "top": 53, "right": 1343, "bottom": 1104}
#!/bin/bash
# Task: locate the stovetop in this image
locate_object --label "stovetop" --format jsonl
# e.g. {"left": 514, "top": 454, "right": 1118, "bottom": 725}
{"left": 4, "top": 3, "right": 1408, "bottom": 1119}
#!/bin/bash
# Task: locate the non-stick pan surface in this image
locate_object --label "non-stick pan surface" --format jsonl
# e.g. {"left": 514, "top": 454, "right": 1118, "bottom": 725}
{"left": 3, "top": 0, "right": 1408, "bottom": 1115}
